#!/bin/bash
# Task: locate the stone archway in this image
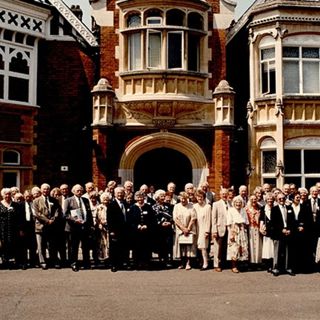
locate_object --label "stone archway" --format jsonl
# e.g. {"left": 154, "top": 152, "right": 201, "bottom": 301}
{"left": 118, "top": 132, "right": 208, "bottom": 187}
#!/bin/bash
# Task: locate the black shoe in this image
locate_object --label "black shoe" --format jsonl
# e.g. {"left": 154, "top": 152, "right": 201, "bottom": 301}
{"left": 55, "top": 264, "right": 61, "bottom": 269}
{"left": 200, "top": 266, "right": 209, "bottom": 271}
{"left": 286, "top": 269, "right": 296, "bottom": 276}
{"left": 40, "top": 263, "right": 48, "bottom": 270}
{"left": 111, "top": 266, "right": 117, "bottom": 272}
{"left": 71, "top": 264, "right": 79, "bottom": 272}
{"left": 272, "top": 269, "right": 279, "bottom": 276}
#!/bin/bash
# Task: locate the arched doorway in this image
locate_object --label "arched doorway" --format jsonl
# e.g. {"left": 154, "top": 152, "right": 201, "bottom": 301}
{"left": 134, "top": 148, "right": 192, "bottom": 192}
{"left": 118, "top": 132, "right": 209, "bottom": 188}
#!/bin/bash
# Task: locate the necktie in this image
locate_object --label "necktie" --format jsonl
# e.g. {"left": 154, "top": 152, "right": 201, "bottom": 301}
{"left": 79, "top": 197, "right": 85, "bottom": 220}
{"left": 313, "top": 200, "right": 317, "bottom": 222}
{"left": 26, "top": 202, "right": 32, "bottom": 221}
{"left": 120, "top": 202, "right": 126, "bottom": 221}
{"left": 45, "top": 197, "right": 49, "bottom": 209}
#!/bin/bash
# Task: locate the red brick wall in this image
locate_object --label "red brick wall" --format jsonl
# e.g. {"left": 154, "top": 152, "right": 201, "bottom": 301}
{"left": 210, "top": 128, "right": 232, "bottom": 195}
{"left": 36, "top": 40, "right": 95, "bottom": 187}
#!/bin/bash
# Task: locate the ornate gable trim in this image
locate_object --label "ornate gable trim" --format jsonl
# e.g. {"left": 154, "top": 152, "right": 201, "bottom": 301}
{"left": 47, "top": 0, "right": 98, "bottom": 47}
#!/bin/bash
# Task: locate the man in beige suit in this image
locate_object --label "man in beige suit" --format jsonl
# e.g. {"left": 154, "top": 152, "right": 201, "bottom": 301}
{"left": 211, "top": 188, "right": 229, "bottom": 272}
{"left": 33, "top": 183, "right": 62, "bottom": 269}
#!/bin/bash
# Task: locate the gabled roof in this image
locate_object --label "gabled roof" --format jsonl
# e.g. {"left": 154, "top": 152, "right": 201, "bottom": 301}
{"left": 26, "top": 0, "right": 98, "bottom": 47}
{"left": 47, "top": 0, "right": 98, "bottom": 47}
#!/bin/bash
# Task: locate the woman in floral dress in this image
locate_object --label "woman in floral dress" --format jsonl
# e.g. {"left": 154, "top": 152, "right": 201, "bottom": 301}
{"left": 226, "top": 196, "right": 249, "bottom": 273}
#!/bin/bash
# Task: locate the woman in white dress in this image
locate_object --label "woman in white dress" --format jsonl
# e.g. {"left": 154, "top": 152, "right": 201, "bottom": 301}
{"left": 226, "top": 196, "right": 249, "bottom": 273}
{"left": 95, "top": 192, "right": 112, "bottom": 263}
{"left": 173, "top": 192, "right": 197, "bottom": 270}
{"left": 193, "top": 190, "right": 211, "bottom": 270}
{"left": 259, "top": 193, "right": 274, "bottom": 272}
{"left": 246, "top": 195, "right": 263, "bottom": 267}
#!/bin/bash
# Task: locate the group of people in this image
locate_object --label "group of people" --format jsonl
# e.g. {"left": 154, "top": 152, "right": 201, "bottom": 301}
{"left": 1, "top": 180, "right": 320, "bottom": 276}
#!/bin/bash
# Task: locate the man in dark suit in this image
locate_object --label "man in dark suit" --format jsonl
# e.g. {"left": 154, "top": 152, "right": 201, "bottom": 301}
{"left": 16, "top": 190, "right": 37, "bottom": 269}
{"left": 33, "top": 183, "right": 63, "bottom": 269}
{"left": 107, "top": 186, "right": 130, "bottom": 272}
{"left": 270, "top": 193, "right": 295, "bottom": 276}
{"left": 304, "top": 186, "right": 320, "bottom": 271}
{"left": 63, "top": 184, "right": 94, "bottom": 271}
{"left": 58, "top": 184, "right": 71, "bottom": 266}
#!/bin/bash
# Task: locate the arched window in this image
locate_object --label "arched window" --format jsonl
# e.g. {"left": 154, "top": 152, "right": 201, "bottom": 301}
{"left": 260, "top": 137, "right": 276, "bottom": 186}
{"left": 3, "top": 150, "right": 20, "bottom": 165}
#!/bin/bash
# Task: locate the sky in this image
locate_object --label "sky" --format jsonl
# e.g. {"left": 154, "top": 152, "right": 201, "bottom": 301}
{"left": 63, "top": 0, "right": 256, "bottom": 27}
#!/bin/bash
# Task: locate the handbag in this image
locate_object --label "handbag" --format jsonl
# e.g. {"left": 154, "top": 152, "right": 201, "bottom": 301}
{"left": 179, "top": 233, "right": 194, "bottom": 244}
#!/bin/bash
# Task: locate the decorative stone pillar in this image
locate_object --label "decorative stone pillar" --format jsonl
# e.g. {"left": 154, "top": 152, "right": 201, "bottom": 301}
{"left": 91, "top": 78, "right": 115, "bottom": 126}
{"left": 212, "top": 80, "right": 235, "bottom": 192}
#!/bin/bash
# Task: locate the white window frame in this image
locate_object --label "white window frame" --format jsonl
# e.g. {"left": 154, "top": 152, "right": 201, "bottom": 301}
{"left": 146, "top": 17, "right": 162, "bottom": 26}
{"left": 2, "top": 149, "right": 20, "bottom": 165}
{"left": 0, "top": 40, "right": 37, "bottom": 105}
{"left": 284, "top": 137, "right": 320, "bottom": 187}
{"left": 147, "top": 29, "right": 162, "bottom": 69}
{"left": 128, "top": 32, "right": 142, "bottom": 70}
{"left": 2, "top": 170, "right": 20, "bottom": 189}
{"left": 260, "top": 47, "right": 276, "bottom": 95}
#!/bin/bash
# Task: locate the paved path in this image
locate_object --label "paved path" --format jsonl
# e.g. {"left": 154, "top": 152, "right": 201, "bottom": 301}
{"left": 1, "top": 268, "right": 320, "bottom": 320}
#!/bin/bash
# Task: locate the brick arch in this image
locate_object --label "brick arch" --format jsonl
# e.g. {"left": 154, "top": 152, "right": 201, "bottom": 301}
{"left": 118, "top": 132, "right": 209, "bottom": 187}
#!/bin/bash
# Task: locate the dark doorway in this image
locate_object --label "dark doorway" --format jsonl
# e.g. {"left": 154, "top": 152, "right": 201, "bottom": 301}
{"left": 134, "top": 148, "right": 192, "bottom": 193}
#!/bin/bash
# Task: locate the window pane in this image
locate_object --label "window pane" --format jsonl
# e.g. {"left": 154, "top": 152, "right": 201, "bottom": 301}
{"left": 283, "top": 47, "right": 299, "bottom": 58}
{"left": 261, "top": 48, "right": 275, "bottom": 60}
{"left": 9, "top": 52, "right": 29, "bottom": 74}
{"left": 127, "top": 15, "right": 141, "bottom": 28}
{"left": 284, "top": 150, "right": 301, "bottom": 174}
{"left": 284, "top": 177, "right": 301, "bottom": 188}
{"left": 188, "top": 34, "right": 200, "bottom": 71}
{"left": 302, "top": 47, "right": 319, "bottom": 59}
{"left": 305, "top": 178, "right": 320, "bottom": 190}
{"left": 262, "top": 150, "right": 276, "bottom": 173}
{"left": 304, "top": 150, "right": 320, "bottom": 173}
{"left": 168, "top": 32, "right": 182, "bottom": 69}
{"left": 167, "top": 9, "right": 184, "bottom": 26}
{"left": 2, "top": 172, "right": 18, "bottom": 188}
{"left": 303, "top": 61, "right": 319, "bottom": 93}
{"left": 128, "top": 33, "right": 141, "bottom": 70}
{"left": 9, "top": 76, "right": 29, "bottom": 102}
{"left": 148, "top": 31, "right": 161, "bottom": 68}
{"left": 283, "top": 61, "right": 299, "bottom": 93}
{"left": 3, "top": 151, "right": 19, "bottom": 164}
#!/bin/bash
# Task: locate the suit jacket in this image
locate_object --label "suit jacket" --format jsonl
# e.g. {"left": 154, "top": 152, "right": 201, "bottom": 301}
{"left": 107, "top": 199, "right": 128, "bottom": 240}
{"left": 304, "top": 198, "right": 320, "bottom": 235}
{"left": 33, "top": 196, "right": 62, "bottom": 233}
{"left": 211, "top": 199, "right": 228, "bottom": 237}
{"left": 270, "top": 205, "right": 295, "bottom": 240}
{"left": 17, "top": 201, "right": 35, "bottom": 233}
{"left": 63, "top": 195, "right": 93, "bottom": 231}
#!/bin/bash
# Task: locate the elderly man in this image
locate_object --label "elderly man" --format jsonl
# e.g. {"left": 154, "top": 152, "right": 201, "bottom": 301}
{"left": 107, "top": 186, "right": 130, "bottom": 272}
{"left": 211, "top": 188, "right": 229, "bottom": 272}
{"left": 63, "top": 184, "right": 94, "bottom": 271}
{"left": 33, "top": 183, "right": 63, "bottom": 269}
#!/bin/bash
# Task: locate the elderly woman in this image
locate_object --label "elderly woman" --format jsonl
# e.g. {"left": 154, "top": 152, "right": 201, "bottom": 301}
{"left": 128, "top": 191, "right": 156, "bottom": 269}
{"left": 50, "top": 187, "right": 61, "bottom": 200}
{"left": 0, "top": 188, "right": 20, "bottom": 268}
{"left": 173, "top": 191, "right": 197, "bottom": 270}
{"left": 246, "top": 195, "right": 263, "bottom": 268}
{"left": 193, "top": 189, "right": 211, "bottom": 270}
{"left": 152, "top": 189, "right": 174, "bottom": 268}
{"left": 226, "top": 196, "right": 249, "bottom": 273}
{"left": 95, "top": 192, "right": 112, "bottom": 265}
{"left": 259, "top": 192, "right": 275, "bottom": 272}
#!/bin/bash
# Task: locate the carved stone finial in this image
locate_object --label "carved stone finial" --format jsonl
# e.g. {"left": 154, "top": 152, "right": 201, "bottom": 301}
{"left": 92, "top": 78, "right": 115, "bottom": 94}
{"left": 213, "top": 80, "right": 235, "bottom": 95}
{"left": 275, "top": 160, "right": 284, "bottom": 177}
